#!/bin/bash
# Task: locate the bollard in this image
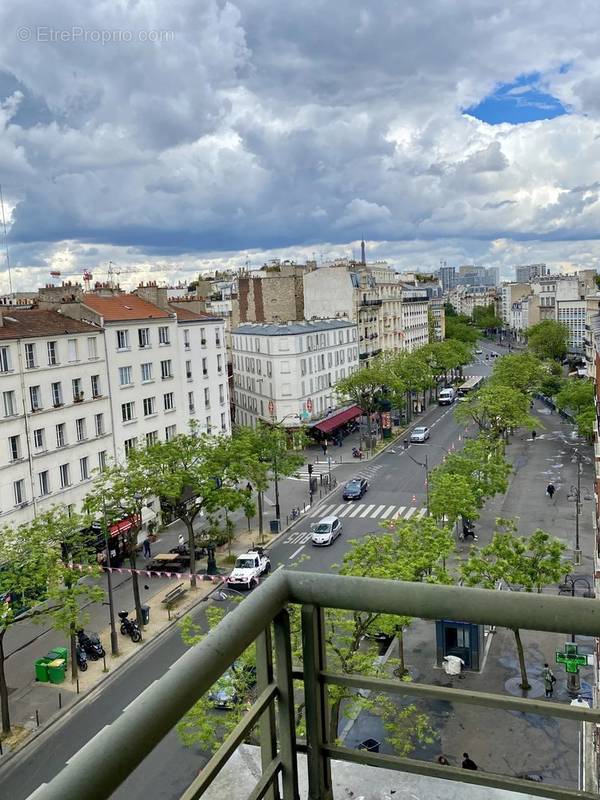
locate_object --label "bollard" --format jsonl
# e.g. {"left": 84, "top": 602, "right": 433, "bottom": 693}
{"left": 103, "top": 654, "right": 108, "bottom": 673}
{"left": 76, "top": 678, "right": 80, "bottom": 694}
{"left": 286, "top": 515, "right": 289, "bottom": 526}
{"left": 58, "top": 693, "right": 62, "bottom": 710}
{"left": 35, "top": 709, "right": 40, "bottom": 728}
{"left": 0, "top": 737, "right": 3, "bottom": 755}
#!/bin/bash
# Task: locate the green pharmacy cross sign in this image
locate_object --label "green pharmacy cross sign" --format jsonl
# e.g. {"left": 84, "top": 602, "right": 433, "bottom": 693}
{"left": 556, "top": 642, "right": 588, "bottom": 675}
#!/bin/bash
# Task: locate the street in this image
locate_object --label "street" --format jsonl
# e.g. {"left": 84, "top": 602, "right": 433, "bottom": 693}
{"left": 3, "top": 340, "right": 589, "bottom": 798}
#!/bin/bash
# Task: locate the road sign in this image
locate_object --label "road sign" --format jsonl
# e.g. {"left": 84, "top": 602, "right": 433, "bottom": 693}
{"left": 556, "top": 642, "right": 588, "bottom": 674}
{"left": 306, "top": 398, "right": 313, "bottom": 412}
{"left": 268, "top": 400, "right": 274, "bottom": 415}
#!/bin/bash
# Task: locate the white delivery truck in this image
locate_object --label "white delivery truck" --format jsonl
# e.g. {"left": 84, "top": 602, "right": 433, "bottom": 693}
{"left": 438, "top": 387, "right": 456, "bottom": 406}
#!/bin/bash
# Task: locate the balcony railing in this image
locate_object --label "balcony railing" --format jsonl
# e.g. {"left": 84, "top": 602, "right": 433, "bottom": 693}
{"left": 36, "top": 572, "right": 600, "bottom": 800}
{"left": 359, "top": 298, "right": 383, "bottom": 308}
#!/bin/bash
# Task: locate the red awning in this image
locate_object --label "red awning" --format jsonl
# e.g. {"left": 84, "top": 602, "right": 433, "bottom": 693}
{"left": 109, "top": 514, "right": 140, "bottom": 537}
{"left": 312, "top": 406, "right": 362, "bottom": 435}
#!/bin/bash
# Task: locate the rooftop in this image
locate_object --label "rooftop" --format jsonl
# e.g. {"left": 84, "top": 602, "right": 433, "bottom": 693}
{"left": 167, "top": 302, "right": 222, "bottom": 322}
{"left": 233, "top": 319, "right": 356, "bottom": 336}
{"left": 82, "top": 293, "right": 171, "bottom": 321}
{"left": 0, "top": 309, "right": 98, "bottom": 340}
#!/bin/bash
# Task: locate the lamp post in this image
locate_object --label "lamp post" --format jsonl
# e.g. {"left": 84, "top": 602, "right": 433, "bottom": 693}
{"left": 270, "top": 413, "right": 300, "bottom": 523}
{"left": 102, "top": 500, "right": 119, "bottom": 658}
{"left": 558, "top": 574, "right": 595, "bottom": 694}
{"left": 567, "top": 449, "right": 590, "bottom": 567}
{"left": 405, "top": 443, "right": 450, "bottom": 516}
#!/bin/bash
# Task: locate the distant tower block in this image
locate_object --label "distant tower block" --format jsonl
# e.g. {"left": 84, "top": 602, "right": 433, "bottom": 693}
{"left": 361, "top": 239, "right": 366, "bottom": 265}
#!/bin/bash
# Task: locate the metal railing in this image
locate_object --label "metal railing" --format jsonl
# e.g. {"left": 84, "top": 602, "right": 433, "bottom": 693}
{"left": 33, "top": 571, "right": 600, "bottom": 800}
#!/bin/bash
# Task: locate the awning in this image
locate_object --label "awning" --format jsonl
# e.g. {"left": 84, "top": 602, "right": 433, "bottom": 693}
{"left": 109, "top": 514, "right": 140, "bottom": 537}
{"left": 312, "top": 405, "right": 362, "bottom": 435}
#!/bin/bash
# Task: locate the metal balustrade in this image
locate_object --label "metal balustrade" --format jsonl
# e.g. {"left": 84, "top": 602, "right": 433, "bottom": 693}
{"left": 34, "top": 571, "right": 600, "bottom": 800}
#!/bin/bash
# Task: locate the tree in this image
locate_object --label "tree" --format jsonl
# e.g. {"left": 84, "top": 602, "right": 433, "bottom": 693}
{"left": 461, "top": 520, "right": 569, "bottom": 690}
{"left": 454, "top": 384, "right": 536, "bottom": 441}
{"left": 335, "top": 363, "right": 389, "bottom": 449}
{"left": 526, "top": 320, "right": 569, "bottom": 361}
{"left": 555, "top": 378, "right": 595, "bottom": 440}
{"left": 539, "top": 359, "right": 564, "bottom": 398}
{"left": 433, "top": 437, "right": 511, "bottom": 509}
{"left": 142, "top": 429, "right": 256, "bottom": 589}
{"left": 445, "top": 316, "right": 478, "bottom": 344}
{"left": 490, "top": 352, "right": 545, "bottom": 396}
{"left": 429, "top": 472, "right": 480, "bottom": 531}
{"left": 472, "top": 303, "right": 503, "bottom": 333}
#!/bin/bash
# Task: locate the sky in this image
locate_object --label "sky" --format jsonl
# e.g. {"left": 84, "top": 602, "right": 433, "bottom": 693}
{"left": 1, "top": 1, "right": 600, "bottom": 290}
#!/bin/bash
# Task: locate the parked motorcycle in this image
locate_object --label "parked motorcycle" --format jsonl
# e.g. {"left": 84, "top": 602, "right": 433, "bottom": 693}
{"left": 352, "top": 447, "right": 363, "bottom": 459}
{"left": 118, "top": 610, "right": 142, "bottom": 643}
{"left": 77, "top": 629, "right": 105, "bottom": 661}
{"left": 76, "top": 643, "right": 88, "bottom": 671}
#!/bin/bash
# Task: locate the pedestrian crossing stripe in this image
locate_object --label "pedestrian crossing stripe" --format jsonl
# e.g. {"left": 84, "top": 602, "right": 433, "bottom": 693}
{"left": 304, "top": 503, "right": 426, "bottom": 522}
{"left": 282, "top": 507, "right": 427, "bottom": 545}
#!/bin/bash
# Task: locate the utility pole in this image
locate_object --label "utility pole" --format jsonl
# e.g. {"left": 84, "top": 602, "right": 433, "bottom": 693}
{"left": 575, "top": 452, "right": 581, "bottom": 566}
{"left": 102, "top": 500, "right": 119, "bottom": 657}
{"left": 258, "top": 490, "right": 264, "bottom": 544}
{"left": 425, "top": 454, "right": 429, "bottom": 515}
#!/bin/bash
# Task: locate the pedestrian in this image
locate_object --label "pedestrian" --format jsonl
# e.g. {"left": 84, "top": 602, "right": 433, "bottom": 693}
{"left": 546, "top": 482, "right": 556, "bottom": 500}
{"left": 178, "top": 533, "right": 185, "bottom": 549}
{"left": 142, "top": 537, "right": 152, "bottom": 559}
{"left": 462, "top": 753, "right": 478, "bottom": 770}
{"left": 321, "top": 440, "right": 328, "bottom": 455}
{"left": 532, "top": 430, "right": 537, "bottom": 441}
{"left": 437, "top": 755, "right": 450, "bottom": 766}
{"left": 542, "top": 662, "right": 556, "bottom": 698}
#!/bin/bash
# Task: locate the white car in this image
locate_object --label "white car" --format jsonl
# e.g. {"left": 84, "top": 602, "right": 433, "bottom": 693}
{"left": 475, "top": 348, "right": 483, "bottom": 355}
{"left": 227, "top": 549, "right": 270, "bottom": 589}
{"left": 311, "top": 516, "right": 342, "bottom": 546}
{"left": 410, "top": 426, "right": 430, "bottom": 443}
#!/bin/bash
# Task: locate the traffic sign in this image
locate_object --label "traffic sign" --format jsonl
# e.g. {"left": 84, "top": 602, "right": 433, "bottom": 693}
{"left": 306, "top": 398, "right": 313, "bottom": 412}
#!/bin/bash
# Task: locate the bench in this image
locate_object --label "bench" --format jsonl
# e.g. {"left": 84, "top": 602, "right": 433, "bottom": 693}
{"left": 161, "top": 583, "right": 188, "bottom": 616}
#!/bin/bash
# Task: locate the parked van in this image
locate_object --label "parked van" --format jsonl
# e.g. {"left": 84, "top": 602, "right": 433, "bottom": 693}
{"left": 438, "top": 387, "right": 456, "bottom": 405}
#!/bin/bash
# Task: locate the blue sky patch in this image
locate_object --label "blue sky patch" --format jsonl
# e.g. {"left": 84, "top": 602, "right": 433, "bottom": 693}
{"left": 465, "top": 72, "right": 568, "bottom": 125}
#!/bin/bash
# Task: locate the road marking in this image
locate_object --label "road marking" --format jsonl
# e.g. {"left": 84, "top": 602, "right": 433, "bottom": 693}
{"left": 380, "top": 505, "right": 396, "bottom": 519}
{"left": 349, "top": 504, "right": 365, "bottom": 518}
{"left": 289, "top": 545, "right": 305, "bottom": 560}
{"left": 392, "top": 506, "right": 405, "bottom": 519}
{"left": 309, "top": 503, "right": 335, "bottom": 518}
{"left": 66, "top": 724, "right": 111, "bottom": 764}
{"left": 283, "top": 531, "right": 311, "bottom": 545}
{"left": 359, "top": 504, "right": 375, "bottom": 518}
{"left": 372, "top": 504, "right": 386, "bottom": 517}
{"left": 337, "top": 505, "right": 354, "bottom": 517}
{"left": 332, "top": 503, "right": 347, "bottom": 515}
{"left": 417, "top": 508, "right": 427, "bottom": 519}
{"left": 404, "top": 506, "right": 417, "bottom": 519}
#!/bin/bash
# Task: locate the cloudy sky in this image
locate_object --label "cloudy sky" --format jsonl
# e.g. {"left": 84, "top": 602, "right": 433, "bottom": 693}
{"left": 1, "top": 0, "right": 600, "bottom": 290}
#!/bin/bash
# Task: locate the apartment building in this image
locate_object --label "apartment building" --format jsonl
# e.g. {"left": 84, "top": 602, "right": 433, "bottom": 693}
{"left": 439, "top": 264, "right": 457, "bottom": 292}
{"left": 0, "top": 309, "right": 112, "bottom": 525}
{"left": 515, "top": 263, "right": 549, "bottom": 283}
{"left": 232, "top": 320, "right": 359, "bottom": 428}
{"left": 399, "top": 286, "right": 429, "bottom": 351}
{"left": 500, "top": 283, "right": 531, "bottom": 326}
{"left": 446, "top": 286, "right": 498, "bottom": 317}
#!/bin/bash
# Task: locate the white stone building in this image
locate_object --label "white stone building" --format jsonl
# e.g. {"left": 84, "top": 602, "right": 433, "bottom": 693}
{"left": 0, "top": 309, "right": 113, "bottom": 525}
{"left": 399, "top": 286, "right": 429, "bottom": 352}
{"left": 232, "top": 320, "right": 359, "bottom": 428}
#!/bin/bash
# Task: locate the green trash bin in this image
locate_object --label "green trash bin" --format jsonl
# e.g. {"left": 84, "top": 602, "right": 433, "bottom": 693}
{"left": 47, "top": 658, "right": 66, "bottom": 685}
{"left": 35, "top": 659, "right": 49, "bottom": 683}
{"left": 46, "top": 647, "right": 68, "bottom": 666}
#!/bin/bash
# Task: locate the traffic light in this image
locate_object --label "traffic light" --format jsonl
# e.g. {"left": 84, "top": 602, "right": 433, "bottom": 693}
{"left": 307, "top": 464, "right": 313, "bottom": 476}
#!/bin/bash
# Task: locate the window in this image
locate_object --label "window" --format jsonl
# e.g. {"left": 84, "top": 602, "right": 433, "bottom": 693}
{"left": 200, "top": 328, "right": 206, "bottom": 346}
{"left": 138, "top": 328, "right": 151, "bottom": 348}
{"left": 217, "top": 354, "right": 223, "bottom": 374}
{"left": 219, "top": 384, "right": 225, "bottom": 405}
{"left": 206, "top": 416, "right": 212, "bottom": 434}
{"left": 204, "top": 387, "right": 210, "bottom": 408}
{"left": 30, "top": 385, "right": 42, "bottom": 412}
{"left": 67, "top": 339, "right": 79, "bottom": 362}
{"left": 188, "top": 391, "right": 195, "bottom": 413}
{"left": 0, "top": 346, "right": 11, "bottom": 372}
{"left": 141, "top": 362, "right": 153, "bottom": 382}
{"left": 91, "top": 375, "right": 101, "bottom": 398}
{"left": 266, "top": 362, "right": 272, "bottom": 377}
{"left": 165, "top": 424, "right": 176, "bottom": 442}
{"left": 163, "top": 392, "right": 174, "bottom": 412}
{"left": 94, "top": 413, "right": 105, "bottom": 436}
{"left": 186, "top": 360, "right": 192, "bottom": 380}
{"left": 87, "top": 337, "right": 98, "bottom": 359}
{"left": 8, "top": 435, "right": 21, "bottom": 461}
{"left": 124, "top": 437, "right": 137, "bottom": 457}
{"left": 160, "top": 359, "right": 172, "bottom": 379}
{"left": 146, "top": 431, "right": 158, "bottom": 447}
{"left": 119, "top": 366, "right": 133, "bottom": 386}
{"left": 72, "top": 378, "right": 83, "bottom": 401}
{"left": 51, "top": 381, "right": 63, "bottom": 407}
{"left": 47, "top": 341, "right": 58, "bottom": 365}
{"left": 143, "top": 397, "right": 156, "bottom": 416}
{"left": 33, "top": 428, "right": 45, "bottom": 450}
{"left": 14, "top": 479, "right": 26, "bottom": 505}
{"left": 98, "top": 451, "right": 107, "bottom": 471}
{"left": 80, "top": 456, "right": 90, "bottom": 480}
{"left": 59, "top": 463, "right": 70, "bottom": 488}
{"left": 25, "top": 343, "right": 37, "bottom": 369}
{"left": 121, "top": 401, "right": 135, "bottom": 422}
{"left": 3, "top": 390, "right": 16, "bottom": 417}
{"left": 56, "top": 423, "right": 67, "bottom": 448}
{"left": 76, "top": 418, "right": 87, "bottom": 442}
{"left": 216, "top": 329, "right": 221, "bottom": 347}
{"left": 116, "top": 330, "right": 130, "bottom": 350}
{"left": 221, "top": 412, "right": 227, "bottom": 432}
{"left": 39, "top": 471, "right": 50, "bottom": 497}
{"left": 183, "top": 329, "right": 190, "bottom": 349}
{"left": 202, "top": 357, "right": 208, "bottom": 376}
{"left": 158, "top": 326, "right": 170, "bottom": 345}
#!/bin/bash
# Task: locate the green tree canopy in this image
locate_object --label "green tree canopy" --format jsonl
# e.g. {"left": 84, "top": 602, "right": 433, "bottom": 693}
{"left": 429, "top": 471, "right": 480, "bottom": 526}
{"left": 431, "top": 437, "right": 511, "bottom": 509}
{"left": 445, "top": 316, "right": 478, "bottom": 344}
{"left": 472, "top": 303, "right": 503, "bottom": 331}
{"left": 454, "top": 384, "right": 536, "bottom": 440}
{"left": 489, "top": 352, "right": 545, "bottom": 396}
{"left": 526, "top": 320, "right": 569, "bottom": 361}
{"left": 555, "top": 378, "right": 595, "bottom": 440}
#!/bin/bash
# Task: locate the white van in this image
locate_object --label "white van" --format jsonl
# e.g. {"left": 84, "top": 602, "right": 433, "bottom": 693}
{"left": 438, "top": 387, "right": 456, "bottom": 406}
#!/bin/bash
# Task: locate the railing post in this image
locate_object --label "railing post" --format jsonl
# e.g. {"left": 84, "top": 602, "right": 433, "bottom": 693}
{"left": 273, "top": 610, "right": 299, "bottom": 799}
{"left": 256, "top": 627, "right": 280, "bottom": 800}
{"left": 301, "top": 604, "right": 333, "bottom": 800}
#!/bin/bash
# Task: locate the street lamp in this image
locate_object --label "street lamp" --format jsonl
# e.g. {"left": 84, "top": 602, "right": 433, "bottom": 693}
{"left": 567, "top": 449, "right": 592, "bottom": 567}
{"left": 101, "top": 499, "right": 119, "bottom": 658}
{"left": 404, "top": 443, "right": 451, "bottom": 516}
{"left": 270, "top": 413, "right": 300, "bottom": 523}
{"left": 558, "top": 574, "right": 595, "bottom": 694}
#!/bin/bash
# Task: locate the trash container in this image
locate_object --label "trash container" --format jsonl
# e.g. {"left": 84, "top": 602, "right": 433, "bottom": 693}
{"left": 47, "top": 658, "right": 66, "bottom": 685}
{"left": 35, "top": 659, "right": 49, "bottom": 683}
{"left": 358, "top": 738, "right": 380, "bottom": 753}
{"left": 141, "top": 604, "right": 150, "bottom": 626}
{"left": 269, "top": 519, "right": 280, "bottom": 535}
{"left": 47, "top": 646, "right": 68, "bottom": 666}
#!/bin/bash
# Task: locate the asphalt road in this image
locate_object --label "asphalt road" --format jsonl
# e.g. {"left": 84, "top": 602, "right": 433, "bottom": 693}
{"left": 1, "top": 345, "right": 497, "bottom": 800}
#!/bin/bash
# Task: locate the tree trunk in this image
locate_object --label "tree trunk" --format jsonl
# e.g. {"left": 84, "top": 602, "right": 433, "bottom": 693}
{"left": 70, "top": 625, "right": 78, "bottom": 682}
{"left": 186, "top": 518, "right": 197, "bottom": 590}
{"left": 513, "top": 628, "right": 531, "bottom": 690}
{"left": 366, "top": 413, "right": 373, "bottom": 452}
{"left": 129, "top": 550, "right": 144, "bottom": 628}
{"left": 329, "top": 698, "right": 341, "bottom": 743}
{"left": 396, "top": 627, "right": 407, "bottom": 678}
{"left": 405, "top": 391, "right": 411, "bottom": 423}
{"left": 0, "top": 630, "right": 10, "bottom": 735}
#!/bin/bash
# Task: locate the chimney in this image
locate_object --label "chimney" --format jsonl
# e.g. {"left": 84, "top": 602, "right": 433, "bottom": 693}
{"left": 361, "top": 239, "right": 366, "bottom": 266}
{"left": 135, "top": 283, "right": 168, "bottom": 311}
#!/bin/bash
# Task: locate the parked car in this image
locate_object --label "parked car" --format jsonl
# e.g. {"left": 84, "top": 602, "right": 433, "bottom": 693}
{"left": 227, "top": 548, "right": 271, "bottom": 589}
{"left": 311, "top": 516, "right": 342, "bottom": 546}
{"left": 208, "top": 661, "right": 257, "bottom": 709}
{"left": 343, "top": 478, "right": 368, "bottom": 500}
{"left": 410, "top": 426, "right": 430, "bottom": 443}
{"left": 475, "top": 348, "right": 483, "bottom": 354}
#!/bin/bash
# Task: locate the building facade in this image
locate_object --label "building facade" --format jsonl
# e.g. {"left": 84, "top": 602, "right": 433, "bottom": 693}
{"left": 232, "top": 320, "right": 359, "bottom": 428}
{"left": 439, "top": 264, "right": 457, "bottom": 292}
{"left": 515, "top": 263, "right": 549, "bottom": 283}
{"left": 446, "top": 286, "right": 498, "bottom": 318}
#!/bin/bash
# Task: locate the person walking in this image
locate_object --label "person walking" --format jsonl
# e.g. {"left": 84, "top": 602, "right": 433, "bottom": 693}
{"left": 142, "top": 537, "right": 152, "bottom": 559}
{"left": 546, "top": 482, "right": 556, "bottom": 500}
{"left": 542, "top": 663, "right": 556, "bottom": 698}
{"left": 178, "top": 533, "right": 185, "bottom": 550}
{"left": 531, "top": 430, "right": 537, "bottom": 441}
{"left": 462, "top": 753, "right": 478, "bottom": 770}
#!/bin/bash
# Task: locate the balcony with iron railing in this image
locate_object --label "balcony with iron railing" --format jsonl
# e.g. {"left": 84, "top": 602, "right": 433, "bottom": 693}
{"left": 359, "top": 298, "right": 383, "bottom": 308}
{"left": 35, "top": 572, "right": 600, "bottom": 800}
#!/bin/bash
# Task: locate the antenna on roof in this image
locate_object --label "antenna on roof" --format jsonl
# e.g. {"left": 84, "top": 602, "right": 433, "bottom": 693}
{"left": 0, "top": 184, "right": 13, "bottom": 296}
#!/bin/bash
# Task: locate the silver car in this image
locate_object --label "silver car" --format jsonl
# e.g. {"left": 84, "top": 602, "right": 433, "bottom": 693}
{"left": 410, "top": 426, "right": 430, "bottom": 443}
{"left": 311, "top": 516, "right": 342, "bottom": 546}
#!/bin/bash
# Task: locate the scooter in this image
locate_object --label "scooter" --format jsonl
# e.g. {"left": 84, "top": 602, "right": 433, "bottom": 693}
{"left": 118, "top": 610, "right": 142, "bottom": 643}
{"left": 76, "top": 643, "right": 88, "bottom": 671}
{"left": 352, "top": 447, "right": 363, "bottom": 459}
{"left": 77, "top": 629, "right": 105, "bottom": 660}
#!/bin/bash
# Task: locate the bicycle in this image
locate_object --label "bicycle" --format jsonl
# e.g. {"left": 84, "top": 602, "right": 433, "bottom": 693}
{"left": 290, "top": 507, "right": 300, "bottom": 521}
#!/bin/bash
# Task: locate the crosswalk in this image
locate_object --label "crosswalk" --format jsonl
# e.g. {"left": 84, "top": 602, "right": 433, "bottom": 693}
{"left": 291, "top": 462, "right": 338, "bottom": 481}
{"left": 305, "top": 502, "right": 426, "bottom": 522}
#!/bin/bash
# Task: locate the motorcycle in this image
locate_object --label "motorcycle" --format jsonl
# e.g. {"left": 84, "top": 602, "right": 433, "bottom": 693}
{"left": 118, "top": 610, "right": 142, "bottom": 643}
{"left": 77, "top": 629, "right": 105, "bottom": 661}
{"left": 76, "top": 643, "right": 88, "bottom": 671}
{"left": 352, "top": 447, "right": 363, "bottom": 459}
